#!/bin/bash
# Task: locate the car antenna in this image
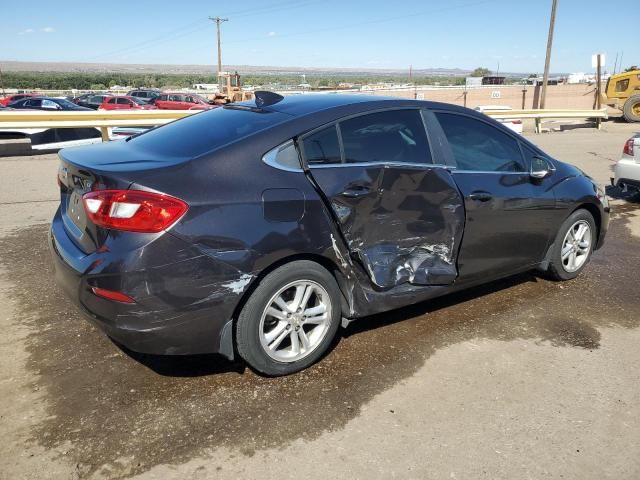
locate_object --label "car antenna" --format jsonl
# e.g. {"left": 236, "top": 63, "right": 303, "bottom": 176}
{"left": 254, "top": 90, "right": 284, "bottom": 108}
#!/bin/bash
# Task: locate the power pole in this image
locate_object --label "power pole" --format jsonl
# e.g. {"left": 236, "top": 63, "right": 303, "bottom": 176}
{"left": 209, "top": 16, "right": 228, "bottom": 76}
{"left": 539, "top": 0, "right": 558, "bottom": 109}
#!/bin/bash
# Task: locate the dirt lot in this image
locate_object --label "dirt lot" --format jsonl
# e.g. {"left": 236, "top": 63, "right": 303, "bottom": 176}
{"left": 1, "top": 120, "right": 639, "bottom": 480}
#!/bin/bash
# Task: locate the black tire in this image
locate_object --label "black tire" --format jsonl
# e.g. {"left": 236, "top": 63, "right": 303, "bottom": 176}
{"left": 547, "top": 209, "right": 596, "bottom": 281}
{"left": 622, "top": 94, "right": 640, "bottom": 123}
{"left": 235, "top": 260, "right": 341, "bottom": 376}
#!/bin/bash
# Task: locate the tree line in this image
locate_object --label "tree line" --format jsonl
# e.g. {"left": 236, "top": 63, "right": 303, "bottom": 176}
{"left": 0, "top": 71, "right": 470, "bottom": 91}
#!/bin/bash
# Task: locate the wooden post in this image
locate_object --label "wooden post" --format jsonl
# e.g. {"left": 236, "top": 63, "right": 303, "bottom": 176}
{"left": 596, "top": 54, "right": 602, "bottom": 130}
{"left": 463, "top": 90, "right": 468, "bottom": 108}
{"left": 100, "top": 127, "right": 110, "bottom": 142}
{"left": 521, "top": 87, "right": 527, "bottom": 109}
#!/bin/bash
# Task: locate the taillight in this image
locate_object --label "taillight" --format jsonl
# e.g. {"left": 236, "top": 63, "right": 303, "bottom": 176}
{"left": 82, "top": 189, "right": 188, "bottom": 233}
{"left": 623, "top": 138, "right": 634, "bottom": 156}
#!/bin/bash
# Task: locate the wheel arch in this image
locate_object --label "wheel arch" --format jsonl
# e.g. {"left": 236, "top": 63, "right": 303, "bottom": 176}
{"left": 573, "top": 202, "right": 601, "bottom": 247}
{"left": 230, "top": 252, "right": 352, "bottom": 340}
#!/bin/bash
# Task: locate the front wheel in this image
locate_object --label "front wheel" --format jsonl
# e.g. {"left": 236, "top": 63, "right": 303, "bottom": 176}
{"left": 235, "top": 260, "right": 341, "bottom": 376}
{"left": 547, "top": 209, "right": 596, "bottom": 281}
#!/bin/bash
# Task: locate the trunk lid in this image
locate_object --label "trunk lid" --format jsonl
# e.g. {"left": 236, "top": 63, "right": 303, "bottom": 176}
{"left": 58, "top": 140, "right": 190, "bottom": 254}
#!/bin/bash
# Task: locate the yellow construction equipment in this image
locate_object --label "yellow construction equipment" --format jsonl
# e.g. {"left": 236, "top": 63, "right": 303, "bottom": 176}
{"left": 210, "top": 71, "right": 254, "bottom": 105}
{"left": 603, "top": 69, "right": 640, "bottom": 122}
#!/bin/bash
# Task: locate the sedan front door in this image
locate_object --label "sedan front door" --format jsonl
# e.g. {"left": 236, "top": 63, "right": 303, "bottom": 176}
{"left": 431, "top": 111, "right": 556, "bottom": 282}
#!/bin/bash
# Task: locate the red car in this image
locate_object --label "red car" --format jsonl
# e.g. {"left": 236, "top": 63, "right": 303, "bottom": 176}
{"left": 0, "top": 93, "right": 38, "bottom": 106}
{"left": 154, "top": 93, "right": 214, "bottom": 110}
{"left": 98, "top": 96, "right": 157, "bottom": 111}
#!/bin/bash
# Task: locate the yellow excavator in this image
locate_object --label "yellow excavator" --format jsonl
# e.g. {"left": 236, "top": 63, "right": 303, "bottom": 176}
{"left": 603, "top": 68, "right": 640, "bottom": 122}
{"left": 210, "top": 71, "right": 254, "bottom": 105}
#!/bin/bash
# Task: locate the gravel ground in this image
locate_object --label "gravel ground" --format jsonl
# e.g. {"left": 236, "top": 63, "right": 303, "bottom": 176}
{"left": 0, "top": 120, "right": 639, "bottom": 480}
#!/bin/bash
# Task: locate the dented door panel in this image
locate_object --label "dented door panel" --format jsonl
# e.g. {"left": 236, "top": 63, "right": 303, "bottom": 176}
{"left": 309, "top": 164, "right": 464, "bottom": 289}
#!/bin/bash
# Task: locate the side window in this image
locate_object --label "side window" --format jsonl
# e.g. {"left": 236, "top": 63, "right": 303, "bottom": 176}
{"left": 42, "top": 99, "right": 59, "bottom": 109}
{"left": 158, "top": 95, "right": 167, "bottom": 101}
{"left": 615, "top": 79, "right": 629, "bottom": 93}
{"left": 185, "top": 96, "right": 194, "bottom": 103}
{"left": 107, "top": 98, "right": 117, "bottom": 104}
{"left": 339, "top": 110, "right": 432, "bottom": 164}
{"left": 262, "top": 141, "right": 302, "bottom": 171}
{"left": 301, "top": 126, "right": 341, "bottom": 165}
{"left": 117, "top": 98, "right": 130, "bottom": 104}
{"left": 27, "top": 99, "right": 42, "bottom": 107}
{"left": 436, "top": 112, "right": 525, "bottom": 172}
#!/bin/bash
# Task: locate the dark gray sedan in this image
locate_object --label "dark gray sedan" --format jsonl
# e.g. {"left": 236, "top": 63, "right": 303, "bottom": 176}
{"left": 50, "top": 93, "right": 610, "bottom": 376}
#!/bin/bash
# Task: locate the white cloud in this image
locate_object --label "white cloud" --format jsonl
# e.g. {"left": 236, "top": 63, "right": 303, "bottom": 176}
{"left": 19, "top": 28, "right": 34, "bottom": 35}
{"left": 42, "top": 27, "right": 55, "bottom": 33}
{"left": 267, "top": 31, "right": 276, "bottom": 37}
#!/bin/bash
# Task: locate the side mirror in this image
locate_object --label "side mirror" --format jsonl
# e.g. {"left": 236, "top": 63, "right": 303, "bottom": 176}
{"left": 530, "top": 156, "right": 554, "bottom": 179}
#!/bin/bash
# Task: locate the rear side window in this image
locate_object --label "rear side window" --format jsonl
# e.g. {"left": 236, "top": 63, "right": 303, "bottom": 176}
{"left": 107, "top": 98, "right": 116, "bottom": 104}
{"left": 117, "top": 98, "right": 130, "bottom": 104}
{"left": 301, "top": 126, "right": 341, "bottom": 165}
{"left": 128, "top": 107, "right": 291, "bottom": 158}
{"left": 436, "top": 112, "right": 525, "bottom": 172}
{"left": 339, "top": 109, "right": 431, "bottom": 164}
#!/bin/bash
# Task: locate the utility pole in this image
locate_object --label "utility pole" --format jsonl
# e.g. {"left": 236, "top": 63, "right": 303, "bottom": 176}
{"left": 209, "top": 16, "right": 228, "bottom": 76}
{"left": 539, "top": 0, "right": 558, "bottom": 109}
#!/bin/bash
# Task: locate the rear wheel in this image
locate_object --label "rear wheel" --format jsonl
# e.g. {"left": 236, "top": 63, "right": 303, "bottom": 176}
{"left": 235, "top": 260, "right": 341, "bottom": 376}
{"left": 622, "top": 94, "right": 640, "bottom": 122}
{"left": 547, "top": 209, "right": 596, "bottom": 280}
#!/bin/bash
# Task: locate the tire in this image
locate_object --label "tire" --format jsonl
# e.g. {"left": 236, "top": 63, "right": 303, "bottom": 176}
{"left": 547, "top": 209, "right": 596, "bottom": 281}
{"left": 235, "top": 260, "right": 341, "bottom": 376}
{"left": 622, "top": 94, "right": 640, "bottom": 122}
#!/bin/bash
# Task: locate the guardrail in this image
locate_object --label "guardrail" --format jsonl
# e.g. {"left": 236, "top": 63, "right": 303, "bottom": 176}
{"left": 480, "top": 108, "right": 608, "bottom": 133}
{"left": 0, "top": 107, "right": 609, "bottom": 143}
{"left": 0, "top": 110, "right": 197, "bottom": 141}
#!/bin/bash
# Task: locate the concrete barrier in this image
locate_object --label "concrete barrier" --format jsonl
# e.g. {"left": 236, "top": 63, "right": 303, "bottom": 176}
{"left": 0, "top": 138, "right": 31, "bottom": 157}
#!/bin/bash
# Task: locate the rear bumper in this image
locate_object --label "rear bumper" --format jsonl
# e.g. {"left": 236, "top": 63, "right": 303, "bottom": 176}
{"left": 49, "top": 209, "right": 247, "bottom": 358}
{"left": 612, "top": 158, "right": 640, "bottom": 191}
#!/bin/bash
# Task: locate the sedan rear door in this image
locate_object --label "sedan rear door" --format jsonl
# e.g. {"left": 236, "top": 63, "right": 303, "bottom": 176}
{"left": 301, "top": 108, "right": 465, "bottom": 289}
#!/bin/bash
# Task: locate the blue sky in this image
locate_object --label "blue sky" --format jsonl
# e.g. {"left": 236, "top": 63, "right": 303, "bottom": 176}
{"left": 1, "top": 0, "right": 637, "bottom": 73}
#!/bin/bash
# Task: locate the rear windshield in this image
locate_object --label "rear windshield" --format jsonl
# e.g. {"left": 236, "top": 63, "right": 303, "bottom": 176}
{"left": 127, "top": 107, "right": 291, "bottom": 158}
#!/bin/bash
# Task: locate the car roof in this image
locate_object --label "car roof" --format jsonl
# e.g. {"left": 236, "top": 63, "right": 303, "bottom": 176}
{"left": 254, "top": 94, "right": 471, "bottom": 118}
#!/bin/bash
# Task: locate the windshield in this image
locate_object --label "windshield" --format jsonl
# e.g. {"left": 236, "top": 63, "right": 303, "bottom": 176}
{"left": 127, "top": 107, "right": 291, "bottom": 158}
{"left": 131, "top": 97, "right": 147, "bottom": 105}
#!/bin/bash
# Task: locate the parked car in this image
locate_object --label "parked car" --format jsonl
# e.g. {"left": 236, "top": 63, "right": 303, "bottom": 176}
{"left": 50, "top": 94, "right": 609, "bottom": 376}
{"left": 74, "top": 93, "right": 114, "bottom": 110}
{"left": 474, "top": 105, "right": 523, "bottom": 134}
{"left": 154, "top": 93, "right": 214, "bottom": 110}
{"left": 98, "top": 96, "right": 158, "bottom": 110}
{"left": 612, "top": 134, "right": 640, "bottom": 193}
{"left": 0, "top": 93, "right": 37, "bottom": 106}
{"left": 127, "top": 89, "right": 161, "bottom": 103}
{"left": 8, "top": 96, "right": 92, "bottom": 111}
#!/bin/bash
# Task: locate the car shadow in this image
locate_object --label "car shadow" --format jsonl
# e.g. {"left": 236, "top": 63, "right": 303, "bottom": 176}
{"left": 117, "top": 271, "right": 540, "bottom": 377}
{"left": 114, "top": 342, "right": 247, "bottom": 377}
{"left": 343, "top": 272, "right": 539, "bottom": 338}
{"left": 605, "top": 184, "right": 640, "bottom": 203}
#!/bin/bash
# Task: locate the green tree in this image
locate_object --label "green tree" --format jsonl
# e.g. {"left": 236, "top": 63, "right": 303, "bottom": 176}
{"left": 471, "top": 67, "right": 491, "bottom": 77}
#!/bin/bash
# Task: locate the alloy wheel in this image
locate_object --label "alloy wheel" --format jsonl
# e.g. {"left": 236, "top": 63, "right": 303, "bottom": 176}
{"left": 259, "top": 280, "right": 332, "bottom": 362}
{"left": 561, "top": 219, "right": 592, "bottom": 273}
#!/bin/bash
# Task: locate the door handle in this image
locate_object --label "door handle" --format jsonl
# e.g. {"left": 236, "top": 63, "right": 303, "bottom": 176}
{"left": 342, "top": 184, "right": 372, "bottom": 198}
{"left": 469, "top": 191, "right": 493, "bottom": 202}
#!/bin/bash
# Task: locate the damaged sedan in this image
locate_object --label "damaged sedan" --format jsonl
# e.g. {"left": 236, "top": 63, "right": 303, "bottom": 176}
{"left": 50, "top": 93, "right": 609, "bottom": 376}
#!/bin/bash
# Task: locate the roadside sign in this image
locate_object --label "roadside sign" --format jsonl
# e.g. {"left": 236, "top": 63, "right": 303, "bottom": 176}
{"left": 491, "top": 91, "right": 501, "bottom": 99}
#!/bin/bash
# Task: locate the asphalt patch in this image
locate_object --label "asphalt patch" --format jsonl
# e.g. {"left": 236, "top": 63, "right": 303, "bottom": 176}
{"left": 1, "top": 204, "right": 639, "bottom": 479}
